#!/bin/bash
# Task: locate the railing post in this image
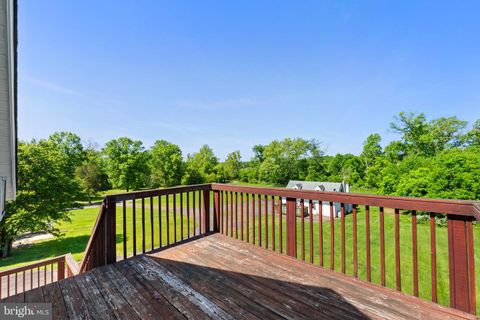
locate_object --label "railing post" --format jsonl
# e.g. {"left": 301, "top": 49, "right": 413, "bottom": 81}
{"left": 213, "top": 190, "right": 220, "bottom": 232}
{"left": 106, "top": 198, "right": 117, "bottom": 264}
{"left": 203, "top": 189, "right": 210, "bottom": 234}
{"left": 447, "top": 215, "right": 476, "bottom": 314}
{"left": 286, "top": 197, "right": 297, "bottom": 258}
{"left": 58, "top": 258, "right": 65, "bottom": 281}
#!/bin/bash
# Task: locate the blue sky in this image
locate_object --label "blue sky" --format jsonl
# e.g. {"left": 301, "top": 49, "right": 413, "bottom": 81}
{"left": 18, "top": 1, "right": 480, "bottom": 160}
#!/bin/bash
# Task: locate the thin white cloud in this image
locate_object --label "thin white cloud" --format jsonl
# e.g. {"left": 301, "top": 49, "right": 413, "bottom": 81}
{"left": 22, "top": 75, "right": 83, "bottom": 97}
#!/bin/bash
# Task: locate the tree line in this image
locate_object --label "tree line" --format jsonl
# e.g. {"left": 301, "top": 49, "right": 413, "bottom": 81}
{"left": 0, "top": 112, "right": 479, "bottom": 257}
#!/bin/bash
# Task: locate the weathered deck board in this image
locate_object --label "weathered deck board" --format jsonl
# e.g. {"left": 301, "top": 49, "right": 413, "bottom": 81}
{"left": 2, "top": 234, "right": 475, "bottom": 319}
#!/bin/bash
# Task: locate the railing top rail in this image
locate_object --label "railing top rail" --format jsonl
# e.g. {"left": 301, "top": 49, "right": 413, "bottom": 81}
{"left": 0, "top": 255, "right": 66, "bottom": 276}
{"left": 105, "top": 184, "right": 211, "bottom": 202}
{"left": 211, "top": 183, "right": 480, "bottom": 218}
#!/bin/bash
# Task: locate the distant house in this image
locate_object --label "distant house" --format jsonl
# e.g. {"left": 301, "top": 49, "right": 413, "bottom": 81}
{"left": 285, "top": 180, "right": 353, "bottom": 218}
{"left": 0, "top": 0, "right": 17, "bottom": 219}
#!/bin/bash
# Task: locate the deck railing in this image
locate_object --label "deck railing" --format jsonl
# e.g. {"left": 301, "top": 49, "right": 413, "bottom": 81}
{"left": 0, "top": 253, "right": 78, "bottom": 299}
{"left": 80, "top": 183, "right": 479, "bottom": 315}
{"left": 80, "top": 184, "right": 213, "bottom": 272}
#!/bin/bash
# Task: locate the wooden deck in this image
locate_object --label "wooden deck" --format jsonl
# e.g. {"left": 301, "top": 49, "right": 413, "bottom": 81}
{"left": 2, "top": 234, "right": 475, "bottom": 319}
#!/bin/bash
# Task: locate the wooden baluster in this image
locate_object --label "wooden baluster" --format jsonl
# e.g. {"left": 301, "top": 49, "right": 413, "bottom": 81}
{"left": 264, "top": 195, "right": 268, "bottom": 249}
{"left": 30, "top": 269, "right": 32, "bottom": 290}
{"left": 430, "top": 213, "right": 437, "bottom": 303}
{"left": 240, "top": 193, "right": 244, "bottom": 241}
{"left": 395, "top": 208, "right": 401, "bottom": 291}
{"left": 166, "top": 194, "right": 170, "bottom": 245}
{"left": 272, "top": 196, "right": 276, "bottom": 252}
{"left": 330, "top": 202, "right": 334, "bottom": 270}
{"left": 44, "top": 266, "right": 46, "bottom": 286}
{"left": 380, "top": 206, "right": 385, "bottom": 286}
{"left": 366, "top": 205, "right": 371, "bottom": 282}
{"left": 309, "top": 200, "right": 314, "bottom": 263}
{"left": 219, "top": 191, "right": 223, "bottom": 234}
{"left": 150, "top": 196, "right": 154, "bottom": 250}
{"left": 258, "top": 194, "right": 262, "bottom": 247}
{"left": 133, "top": 199, "right": 137, "bottom": 256}
{"left": 8, "top": 274, "right": 10, "bottom": 296}
{"left": 180, "top": 193, "right": 184, "bottom": 241}
{"left": 50, "top": 263, "right": 53, "bottom": 283}
{"left": 319, "top": 201, "right": 323, "bottom": 266}
{"left": 159, "top": 195, "right": 162, "bottom": 248}
{"left": 279, "top": 198, "right": 283, "bottom": 254}
{"left": 123, "top": 201, "right": 127, "bottom": 259}
{"left": 199, "top": 191, "right": 202, "bottom": 235}
{"left": 246, "top": 193, "right": 250, "bottom": 242}
{"left": 341, "top": 203, "right": 345, "bottom": 273}
{"left": 192, "top": 191, "right": 196, "bottom": 237}
{"left": 230, "top": 191, "right": 234, "bottom": 237}
{"left": 286, "top": 197, "right": 297, "bottom": 258}
{"left": 353, "top": 205, "right": 358, "bottom": 277}
{"left": 301, "top": 199, "right": 305, "bottom": 261}
{"left": 142, "top": 198, "right": 146, "bottom": 253}
{"left": 213, "top": 190, "right": 220, "bottom": 233}
{"left": 173, "top": 194, "right": 177, "bottom": 243}
{"left": 37, "top": 267, "right": 40, "bottom": 287}
{"left": 235, "top": 192, "right": 239, "bottom": 239}
{"left": 23, "top": 271, "right": 25, "bottom": 292}
{"left": 187, "top": 192, "right": 190, "bottom": 238}
{"left": 203, "top": 189, "right": 210, "bottom": 234}
{"left": 412, "top": 210, "right": 418, "bottom": 297}
{"left": 252, "top": 194, "right": 256, "bottom": 245}
{"left": 225, "top": 191, "right": 230, "bottom": 236}
{"left": 14, "top": 272, "right": 17, "bottom": 295}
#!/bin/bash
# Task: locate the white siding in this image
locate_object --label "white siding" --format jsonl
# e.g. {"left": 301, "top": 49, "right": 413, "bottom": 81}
{"left": 0, "top": 0, "right": 16, "bottom": 200}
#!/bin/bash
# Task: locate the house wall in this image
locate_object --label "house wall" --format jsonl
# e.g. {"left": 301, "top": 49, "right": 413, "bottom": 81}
{"left": 0, "top": 0, "right": 16, "bottom": 200}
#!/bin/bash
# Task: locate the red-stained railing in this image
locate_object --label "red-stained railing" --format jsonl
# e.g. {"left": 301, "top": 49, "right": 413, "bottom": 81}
{"left": 210, "top": 183, "right": 479, "bottom": 315}
{"left": 81, "top": 183, "right": 479, "bottom": 315}
{"left": 80, "top": 184, "right": 213, "bottom": 273}
{"left": 0, "top": 253, "right": 78, "bottom": 299}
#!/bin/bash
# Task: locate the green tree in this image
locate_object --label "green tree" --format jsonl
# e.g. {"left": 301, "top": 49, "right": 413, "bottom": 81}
{"left": 104, "top": 137, "right": 150, "bottom": 191}
{"left": 182, "top": 145, "right": 218, "bottom": 184}
{"left": 224, "top": 151, "right": 242, "bottom": 181}
{"left": 390, "top": 112, "right": 466, "bottom": 157}
{"left": 465, "top": 119, "right": 480, "bottom": 148}
{"left": 149, "top": 140, "right": 184, "bottom": 187}
{"left": 0, "top": 140, "right": 83, "bottom": 257}
{"left": 360, "top": 133, "right": 382, "bottom": 169}
{"left": 48, "top": 132, "right": 86, "bottom": 174}
{"left": 75, "top": 148, "right": 110, "bottom": 204}
{"left": 258, "top": 138, "right": 322, "bottom": 184}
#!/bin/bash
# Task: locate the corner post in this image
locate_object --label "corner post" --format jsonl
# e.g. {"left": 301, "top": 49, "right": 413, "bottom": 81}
{"left": 202, "top": 189, "right": 210, "bottom": 234}
{"left": 286, "top": 197, "right": 297, "bottom": 258}
{"left": 58, "top": 258, "right": 65, "bottom": 280}
{"left": 447, "top": 214, "right": 476, "bottom": 314}
{"left": 213, "top": 190, "right": 220, "bottom": 232}
{"left": 106, "top": 197, "right": 117, "bottom": 264}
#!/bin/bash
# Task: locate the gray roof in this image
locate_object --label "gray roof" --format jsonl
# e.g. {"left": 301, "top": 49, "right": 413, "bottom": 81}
{"left": 286, "top": 180, "right": 346, "bottom": 192}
